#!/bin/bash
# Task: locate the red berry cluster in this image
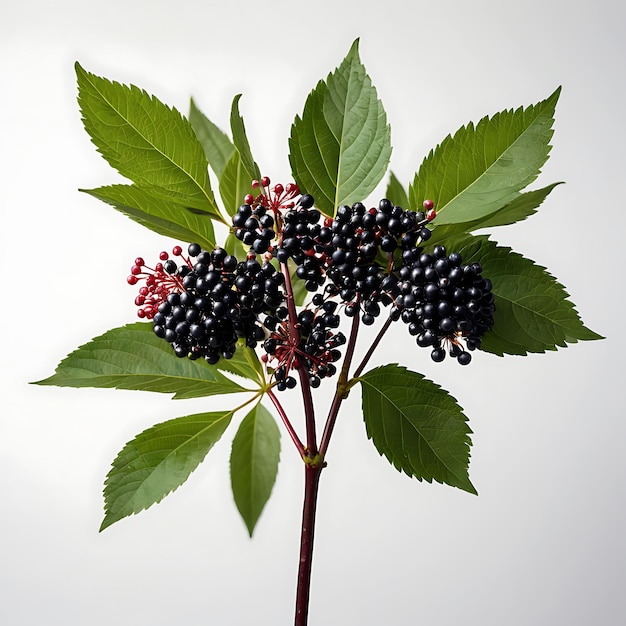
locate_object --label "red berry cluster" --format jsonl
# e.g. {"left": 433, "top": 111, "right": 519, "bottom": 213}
{"left": 127, "top": 246, "right": 188, "bottom": 319}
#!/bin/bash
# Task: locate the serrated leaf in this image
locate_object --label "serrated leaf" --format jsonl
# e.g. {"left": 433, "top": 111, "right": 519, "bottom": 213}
{"left": 289, "top": 39, "right": 392, "bottom": 216}
{"left": 75, "top": 63, "right": 222, "bottom": 220}
{"left": 82, "top": 184, "right": 216, "bottom": 250}
{"left": 429, "top": 182, "right": 562, "bottom": 245}
{"left": 359, "top": 364, "right": 475, "bottom": 494}
{"left": 385, "top": 171, "right": 409, "bottom": 208}
{"left": 34, "top": 323, "right": 255, "bottom": 399}
{"left": 448, "top": 235, "right": 603, "bottom": 355}
{"left": 230, "top": 94, "right": 261, "bottom": 182}
{"left": 101, "top": 410, "right": 234, "bottom": 530}
{"left": 409, "top": 88, "right": 560, "bottom": 225}
{"left": 189, "top": 97, "right": 235, "bottom": 179}
{"left": 219, "top": 150, "right": 255, "bottom": 217}
{"left": 230, "top": 404, "right": 280, "bottom": 536}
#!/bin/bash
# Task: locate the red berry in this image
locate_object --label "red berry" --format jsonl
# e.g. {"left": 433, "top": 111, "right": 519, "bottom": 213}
{"left": 273, "top": 183, "right": 284, "bottom": 195}
{"left": 423, "top": 199, "right": 434, "bottom": 210}
{"left": 251, "top": 179, "right": 260, "bottom": 188}
{"left": 261, "top": 176, "right": 270, "bottom": 187}
{"left": 134, "top": 257, "right": 145, "bottom": 267}
{"left": 127, "top": 275, "right": 138, "bottom": 285}
{"left": 130, "top": 265, "right": 142, "bottom": 275}
{"left": 159, "top": 251, "right": 169, "bottom": 260}
{"left": 426, "top": 209, "right": 437, "bottom": 221}
{"left": 172, "top": 246, "right": 183, "bottom": 256}
{"left": 244, "top": 193, "right": 254, "bottom": 205}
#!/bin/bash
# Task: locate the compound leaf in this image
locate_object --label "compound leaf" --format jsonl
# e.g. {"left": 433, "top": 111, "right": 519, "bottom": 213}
{"left": 385, "top": 171, "right": 409, "bottom": 208}
{"left": 230, "top": 403, "right": 281, "bottom": 536}
{"left": 429, "top": 182, "right": 562, "bottom": 245}
{"left": 101, "top": 410, "right": 233, "bottom": 530}
{"left": 448, "top": 235, "right": 603, "bottom": 355}
{"left": 82, "top": 184, "right": 216, "bottom": 250}
{"left": 289, "top": 39, "right": 392, "bottom": 216}
{"left": 34, "top": 323, "right": 254, "bottom": 399}
{"left": 216, "top": 339, "right": 265, "bottom": 386}
{"left": 76, "top": 63, "right": 221, "bottom": 219}
{"left": 219, "top": 150, "right": 255, "bottom": 217}
{"left": 359, "top": 364, "right": 475, "bottom": 494}
{"left": 409, "top": 87, "right": 560, "bottom": 226}
{"left": 230, "top": 94, "right": 261, "bottom": 182}
{"left": 189, "top": 97, "right": 235, "bottom": 179}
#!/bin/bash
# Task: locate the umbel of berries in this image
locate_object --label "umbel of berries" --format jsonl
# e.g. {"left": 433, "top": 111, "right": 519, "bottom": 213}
{"left": 394, "top": 243, "right": 495, "bottom": 364}
{"left": 233, "top": 177, "right": 331, "bottom": 293}
{"left": 129, "top": 243, "right": 286, "bottom": 364}
{"left": 326, "top": 197, "right": 436, "bottom": 324}
{"left": 263, "top": 293, "right": 345, "bottom": 390}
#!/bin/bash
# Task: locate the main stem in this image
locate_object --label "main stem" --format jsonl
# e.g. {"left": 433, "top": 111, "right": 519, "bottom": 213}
{"left": 294, "top": 461, "right": 323, "bottom": 626}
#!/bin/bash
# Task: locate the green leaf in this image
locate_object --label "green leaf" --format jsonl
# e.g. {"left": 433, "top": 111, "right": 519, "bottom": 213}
{"left": 385, "top": 171, "right": 409, "bottom": 208}
{"left": 219, "top": 150, "right": 255, "bottom": 217}
{"left": 82, "top": 184, "right": 216, "bottom": 250}
{"left": 230, "top": 404, "right": 281, "bottom": 536}
{"left": 409, "top": 87, "right": 560, "bottom": 225}
{"left": 448, "top": 235, "right": 603, "bottom": 355}
{"left": 429, "top": 182, "right": 562, "bottom": 245}
{"left": 359, "top": 364, "right": 475, "bottom": 494}
{"left": 75, "top": 63, "right": 222, "bottom": 220}
{"left": 34, "top": 323, "right": 255, "bottom": 399}
{"left": 224, "top": 230, "right": 249, "bottom": 260}
{"left": 289, "top": 260, "right": 309, "bottom": 306}
{"left": 101, "top": 410, "right": 234, "bottom": 530}
{"left": 189, "top": 97, "right": 235, "bottom": 179}
{"left": 216, "top": 339, "right": 265, "bottom": 386}
{"left": 230, "top": 94, "right": 261, "bottom": 182}
{"left": 289, "top": 39, "right": 392, "bottom": 216}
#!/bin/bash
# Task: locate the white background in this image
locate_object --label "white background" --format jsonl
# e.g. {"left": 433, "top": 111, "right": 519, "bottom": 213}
{"left": 1, "top": 1, "right": 623, "bottom": 624}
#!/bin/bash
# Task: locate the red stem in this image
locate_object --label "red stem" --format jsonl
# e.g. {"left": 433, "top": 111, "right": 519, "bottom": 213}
{"left": 318, "top": 310, "right": 361, "bottom": 458}
{"left": 294, "top": 462, "right": 323, "bottom": 626}
{"left": 267, "top": 388, "right": 305, "bottom": 454}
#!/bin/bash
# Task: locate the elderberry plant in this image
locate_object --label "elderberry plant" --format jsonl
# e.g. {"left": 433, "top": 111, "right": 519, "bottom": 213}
{"left": 36, "top": 39, "right": 601, "bottom": 626}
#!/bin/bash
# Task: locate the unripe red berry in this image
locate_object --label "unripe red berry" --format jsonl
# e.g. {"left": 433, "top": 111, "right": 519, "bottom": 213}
{"left": 244, "top": 193, "right": 254, "bottom": 204}
{"left": 251, "top": 179, "right": 260, "bottom": 189}
{"left": 423, "top": 199, "right": 434, "bottom": 210}
{"left": 274, "top": 183, "right": 284, "bottom": 195}
{"left": 426, "top": 209, "right": 437, "bottom": 221}
{"left": 172, "top": 246, "right": 183, "bottom": 256}
{"left": 261, "top": 176, "right": 270, "bottom": 187}
{"left": 134, "top": 257, "right": 145, "bottom": 267}
{"left": 159, "top": 251, "right": 169, "bottom": 261}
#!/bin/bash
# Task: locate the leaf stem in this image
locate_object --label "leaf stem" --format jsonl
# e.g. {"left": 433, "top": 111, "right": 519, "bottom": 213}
{"left": 267, "top": 387, "right": 305, "bottom": 455}
{"left": 318, "top": 309, "right": 360, "bottom": 458}
{"left": 352, "top": 314, "right": 393, "bottom": 379}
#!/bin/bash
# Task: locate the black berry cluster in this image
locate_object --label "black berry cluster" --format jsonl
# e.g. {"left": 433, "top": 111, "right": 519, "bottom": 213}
{"left": 131, "top": 180, "right": 495, "bottom": 385}
{"left": 130, "top": 244, "right": 285, "bottom": 363}
{"left": 233, "top": 177, "right": 301, "bottom": 255}
{"left": 275, "top": 195, "right": 332, "bottom": 292}
{"left": 393, "top": 244, "right": 495, "bottom": 364}
{"left": 326, "top": 198, "right": 436, "bottom": 323}
{"left": 263, "top": 293, "right": 345, "bottom": 390}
